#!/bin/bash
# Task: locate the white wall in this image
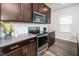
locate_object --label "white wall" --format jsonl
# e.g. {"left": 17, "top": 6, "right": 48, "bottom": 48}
{"left": 49, "top": 4, "right": 79, "bottom": 42}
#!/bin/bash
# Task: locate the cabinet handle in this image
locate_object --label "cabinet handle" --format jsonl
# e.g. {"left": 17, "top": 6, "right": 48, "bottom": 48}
{"left": 23, "top": 48, "right": 26, "bottom": 54}
{"left": 0, "top": 52, "right": 4, "bottom": 55}
{"left": 10, "top": 45, "right": 19, "bottom": 50}
{"left": 29, "top": 40, "right": 34, "bottom": 42}
{"left": 25, "top": 48, "right": 27, "bottom": 53}
{"left": 23, "top": 48, "right": 27, "bottom": 55}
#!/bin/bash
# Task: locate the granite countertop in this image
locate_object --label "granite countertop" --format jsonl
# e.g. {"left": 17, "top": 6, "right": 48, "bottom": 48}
{"left": 0, "top": 33, "right": 37, "bottom": 47}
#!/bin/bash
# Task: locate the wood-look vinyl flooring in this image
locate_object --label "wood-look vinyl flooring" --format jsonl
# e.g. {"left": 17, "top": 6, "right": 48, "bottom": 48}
{"left": 39, "top": 39, "right": 77, "bottom": 56}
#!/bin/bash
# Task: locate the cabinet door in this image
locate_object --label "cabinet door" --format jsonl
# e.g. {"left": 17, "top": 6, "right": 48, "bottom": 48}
{"left": 1, "top": 3, "right": 20, "bottom": 21}
{"left": 48, "top": 32, "right": 55, "bottom": 47}
{"left": 38, "top": 3, "right": 46, "bottom": 14}
{"left": 33, "top": 3, "right": 46, "bottom": 14}
{"left": 39, "top": 4, "right": 51, "bottom": 24}
{"left": 27, "top": 41, "right": 37, "bottom": 56}
{"left": 20, "top": 3, "right": 32, "bottom": 22}
{"left": 47, "top": 7, "right": 51, "bottom": 24}
{"left": 41, "top": 4, "right": 51, "bottom": 24}
{"left": 33, "top": 3, "right": 39, "bottom": 13}
{"left": 24, "top": 42, "right": 37, "bottom": 56}
{"left": 45, "top": 6, "right": 51, "bottom": 24}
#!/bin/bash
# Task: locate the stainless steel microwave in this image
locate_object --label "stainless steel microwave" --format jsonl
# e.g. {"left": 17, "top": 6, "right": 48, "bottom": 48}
{"left": 33, "top": 12, "right": 45, "bottom": 23}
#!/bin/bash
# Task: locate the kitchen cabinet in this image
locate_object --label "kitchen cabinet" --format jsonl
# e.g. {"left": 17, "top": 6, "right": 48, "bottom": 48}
{"left": 1, "top": 3, "right": 21, "bottom": 22}
{"left": 4, "top": 46, "right": 25, "bottom": 56}
{"left": 45, "top": 6, "right": 51, "bottom": 24}
{"left": 77, "top": 36, "right": 79, "bottom": 55}
{"left": 42, "top": 4, "right": 51, "bottom": 24}
{"left": 48, "top": 31, "right": 55, "bottom": 47}
{"left": 0, "top": 3, "right": 51, "bottom": 23}
{"left": 0, "top": 3, "right": 32, "bottom": 22}
{"left": 33, "top": 3, "right": 48, "bottom": 14}
{"left": 33, "top": 3, "right": 39, "bottom": 13}
{"left": 33, "top": 3, "right": 51, "bottom": 24}
{"left": 24, "top": 41, "right": 37, "bottom": 56}
{"left": 3, "top": 38, "right": 37, "bottom": 56}
{"left": 20, "top": 3, "right": 32, "bottom": 22}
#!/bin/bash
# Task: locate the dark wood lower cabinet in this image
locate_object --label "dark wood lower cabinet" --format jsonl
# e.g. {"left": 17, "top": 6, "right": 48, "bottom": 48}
{"left": 4, "top": 38, "right": 37, "bottom": 56}
{"left": 77, "top": 39, "right": 79, "bottom": 56}
{"left": 4, "top": 46, "right": 25, "bottom": 56}
{"left": 48, "top": 31, "right": 55, "bottom": 47}
{"left": 26, "top": 41, "right": 37, "bottom": 56}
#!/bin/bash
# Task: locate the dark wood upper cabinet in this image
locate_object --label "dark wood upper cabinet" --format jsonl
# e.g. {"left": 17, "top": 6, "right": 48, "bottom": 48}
{"left": 45, "top": 5, "right": 51, "bottom": 24}
{"left": 1, "top": 3, "right": 21, "bottom": 21}
{"left": 33, "top": 3, "right": 39, "bottom": 13}
{"left": 33, "top": 3, "right": 46, "bottom": 14}
{"left": 0, "top": 3, "right": 32, "bottom": 22}
{"left": 33, "top": 3, "right": 51, "bottom": 24}
{"left": 42, "top": 4, "right": 51, "bottom": 24}
{"left": 20, "top": 3, "right": 32, "bottom": 22}
{"left": 0, "top": 3, "right": 51, "bottom": 24}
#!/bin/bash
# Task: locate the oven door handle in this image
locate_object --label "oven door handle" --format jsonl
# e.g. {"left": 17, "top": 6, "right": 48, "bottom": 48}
{"left": 37, "top": 34, "right": 48, "bottom": 38}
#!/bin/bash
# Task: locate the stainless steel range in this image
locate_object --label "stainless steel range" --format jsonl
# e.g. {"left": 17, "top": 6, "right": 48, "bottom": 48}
{"left": 28, "top": 27, "right": 48, "bottom": 55}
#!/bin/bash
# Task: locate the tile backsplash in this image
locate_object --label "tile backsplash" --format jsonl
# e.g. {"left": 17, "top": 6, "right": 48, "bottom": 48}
{"left": 4, "top": 23, "right": 48, "bottom": 35}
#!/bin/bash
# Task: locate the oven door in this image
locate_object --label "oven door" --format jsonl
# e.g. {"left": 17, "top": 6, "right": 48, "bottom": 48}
{"left": 37, "top": 34, "right": 48, "bottom": 48}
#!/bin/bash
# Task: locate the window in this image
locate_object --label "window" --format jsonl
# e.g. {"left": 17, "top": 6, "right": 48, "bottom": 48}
{"left": 59, "top": 16, "right": 72, "bottom": 33}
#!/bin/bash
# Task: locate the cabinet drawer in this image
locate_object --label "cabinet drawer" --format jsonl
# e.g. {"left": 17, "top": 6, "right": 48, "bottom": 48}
{"left": 4, "top": 46, "right": 24, "bottom": 56}
{"left": 1, "top": 42, "right": 24, "bottom": 55}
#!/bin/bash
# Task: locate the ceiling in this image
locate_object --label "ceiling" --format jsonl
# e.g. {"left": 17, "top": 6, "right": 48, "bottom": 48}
{"left": 45, "top": 3, "right": 79, "bottom": 10}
